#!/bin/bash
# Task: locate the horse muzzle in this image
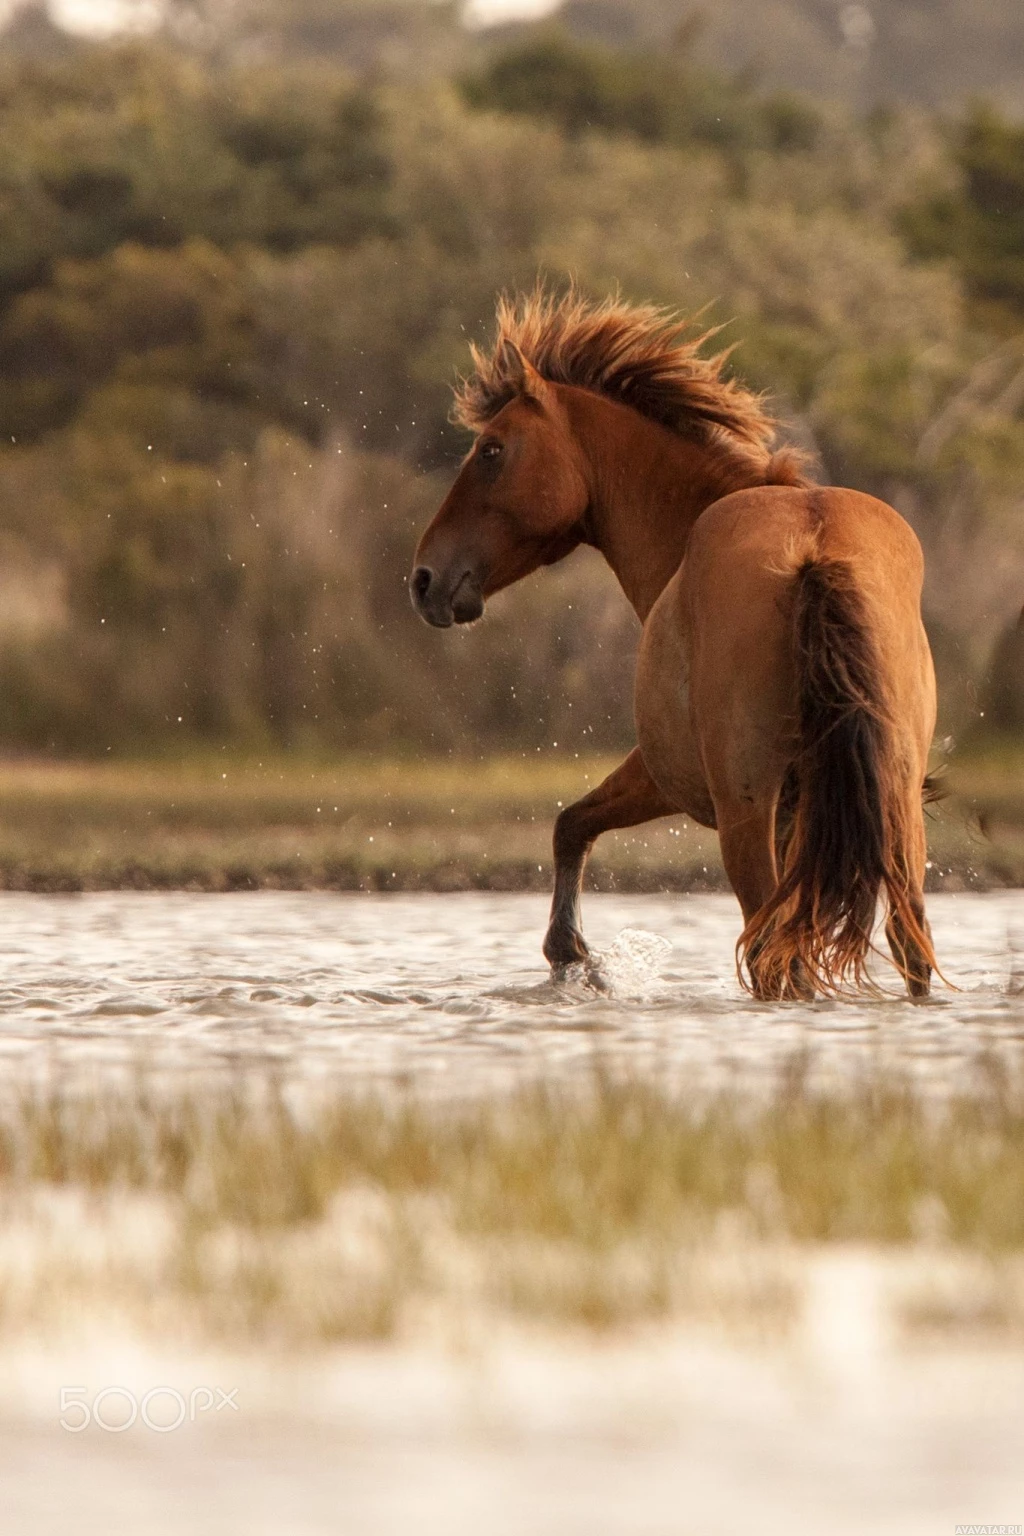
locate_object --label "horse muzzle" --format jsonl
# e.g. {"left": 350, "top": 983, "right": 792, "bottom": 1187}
{"left": 409, "top": 565, "right": 484, "bottom": 628}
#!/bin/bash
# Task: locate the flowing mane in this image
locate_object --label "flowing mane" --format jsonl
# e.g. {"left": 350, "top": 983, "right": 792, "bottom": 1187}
{"left": 454, "top": 285, "right": 812, "bottom": 487}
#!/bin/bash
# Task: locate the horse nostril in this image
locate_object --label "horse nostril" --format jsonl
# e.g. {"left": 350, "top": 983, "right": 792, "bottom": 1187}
{"left": 411, "top": 567, "right": 433, "bottom": 605}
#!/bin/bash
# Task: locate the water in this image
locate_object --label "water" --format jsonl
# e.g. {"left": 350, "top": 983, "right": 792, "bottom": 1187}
{"left": 1, "top": 889, "right": 1022, "bottom": 1534}
{"left": 0, "top": 889, "right": 1021, "bottom": 1095}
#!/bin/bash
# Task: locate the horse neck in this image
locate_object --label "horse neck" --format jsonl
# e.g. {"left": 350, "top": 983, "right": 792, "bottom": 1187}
{"left": 563, "top": 388, "right": 766, "bottom": 620}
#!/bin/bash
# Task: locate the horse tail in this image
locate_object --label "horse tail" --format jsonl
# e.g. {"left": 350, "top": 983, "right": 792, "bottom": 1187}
{"left": 738, "top": 557, "right": 936, "bottom": 997}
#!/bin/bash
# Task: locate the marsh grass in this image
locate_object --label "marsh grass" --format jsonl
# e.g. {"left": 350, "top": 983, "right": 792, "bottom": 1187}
{"left": 1, "top": 1072, "right": 1023, "bottom": 1346}
{"left": 0, "top": 754, "right": 724, "bottom": 892}
{"left": 0, "top": 753, "right": 1014, "bottom": 891}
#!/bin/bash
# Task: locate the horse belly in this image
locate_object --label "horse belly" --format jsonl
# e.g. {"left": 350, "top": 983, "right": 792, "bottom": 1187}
{"left": 634, "top": 576, "right": 716, "bottom": 827}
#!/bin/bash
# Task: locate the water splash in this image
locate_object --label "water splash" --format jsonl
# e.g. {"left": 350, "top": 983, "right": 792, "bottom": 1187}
{"left": 569, "top": 927, "right": 672, "bottom": 998}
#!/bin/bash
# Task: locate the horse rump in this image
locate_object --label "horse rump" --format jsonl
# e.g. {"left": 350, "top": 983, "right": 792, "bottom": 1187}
{"left": 739, "top": 557, "right": 935, "bottom": 998}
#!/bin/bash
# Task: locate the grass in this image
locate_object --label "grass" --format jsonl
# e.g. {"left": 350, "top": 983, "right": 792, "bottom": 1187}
{"left": 0, "top": 748, "right": 1018, "bottom": 891}
{"left": 1, "top": 1072, "right": 1023, "bottom": 1346}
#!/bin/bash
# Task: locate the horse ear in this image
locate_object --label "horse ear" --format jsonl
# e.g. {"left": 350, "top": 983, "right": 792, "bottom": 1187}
{"left": 499, "top": 338, "right": 549, "bottom": 404}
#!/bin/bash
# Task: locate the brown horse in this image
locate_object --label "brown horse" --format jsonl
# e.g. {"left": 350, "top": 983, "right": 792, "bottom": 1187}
{"left": 410, "top": 288, "right": 938, "bottom": 999}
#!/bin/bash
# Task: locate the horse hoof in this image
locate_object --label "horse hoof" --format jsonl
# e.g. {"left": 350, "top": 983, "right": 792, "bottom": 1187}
{"left": 543, "top": 930, "right": 590, "bottom": 969}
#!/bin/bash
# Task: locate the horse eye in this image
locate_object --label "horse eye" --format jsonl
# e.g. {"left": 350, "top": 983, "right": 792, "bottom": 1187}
{"left": 478, "top": 440, "right": 503, "bottom": 461}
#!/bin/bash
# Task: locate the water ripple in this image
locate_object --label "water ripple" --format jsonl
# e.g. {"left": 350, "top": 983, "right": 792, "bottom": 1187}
{"left": 0, "top": 890, "right": 1018, "bottom": 1094}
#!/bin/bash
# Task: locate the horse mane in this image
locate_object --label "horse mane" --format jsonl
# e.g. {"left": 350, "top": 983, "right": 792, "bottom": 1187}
{"left": 454, "top": 286, "right": 813, "bottom": 488}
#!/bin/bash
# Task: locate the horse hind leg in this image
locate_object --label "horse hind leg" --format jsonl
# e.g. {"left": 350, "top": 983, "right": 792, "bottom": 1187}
{"left": 717, "top": 797, "right": 814, "bottom": 1001}
{"left": 886, "top": 899, "right": 932, "bottom": 999}
{"left": 884, "top": 799, "right": 933, "bottom": 999}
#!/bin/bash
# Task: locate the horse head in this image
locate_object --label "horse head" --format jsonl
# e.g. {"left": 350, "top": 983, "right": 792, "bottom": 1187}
{"left": 409, "top": 342, "right": 590, "bottom": 628}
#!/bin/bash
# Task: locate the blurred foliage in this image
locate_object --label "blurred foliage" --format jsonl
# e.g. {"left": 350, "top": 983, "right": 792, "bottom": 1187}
{"left": 0, "top": 44, "right": 395, "bottom": 305}
{"left": 987, "top": 609, "right": 1024, "bottom": 732}
{"left": 901, "top": 105, "right": 1024, "bottom": 324}
{"left": 556, "top": 0, "right": 1024, "bottom": 115}
{"left": 460, "top": 29, "right": 822, "bottom": 154}
{"left": 162, "top": 0, "right": 466, "bottom": 74}
{"left": 0, "top": 15, "right": 1019, "bottom": 755}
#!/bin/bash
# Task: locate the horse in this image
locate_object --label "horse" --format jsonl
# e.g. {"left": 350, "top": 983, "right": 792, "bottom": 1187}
{"left": 410, "top": 287, "right": 938, "bottom": 999}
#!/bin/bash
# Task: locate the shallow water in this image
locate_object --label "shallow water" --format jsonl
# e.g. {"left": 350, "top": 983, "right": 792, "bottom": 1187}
{"left": 1, "top": 890, "right": 1023, "bottom": 1536}
{"left": 0, "top": 890, "right": 1021, "bottom": 1094}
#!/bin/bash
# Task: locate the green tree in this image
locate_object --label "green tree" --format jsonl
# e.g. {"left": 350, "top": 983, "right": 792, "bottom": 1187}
{"left": 901, "top": 104, "right": 1024, "bottom": 321}
{"left": 0, "top": 44, "right": 395, "bottom": 304}
{"left": 459, "top": 30, "right": 820, "bottom": 154}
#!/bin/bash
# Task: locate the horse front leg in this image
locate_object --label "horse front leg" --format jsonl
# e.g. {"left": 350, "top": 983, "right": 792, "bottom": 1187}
{"left": 542, "top": 748, "right": 675, "bottom": 970}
